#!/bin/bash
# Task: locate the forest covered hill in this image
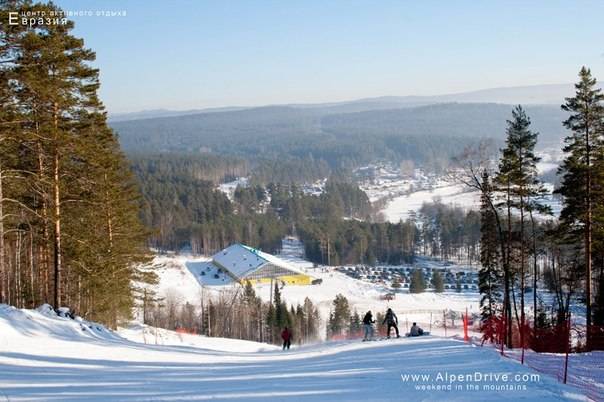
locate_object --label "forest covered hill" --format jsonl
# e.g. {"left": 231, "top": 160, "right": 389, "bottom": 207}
{"left": 112, "top": 102, "right": 566, "bottom": 175}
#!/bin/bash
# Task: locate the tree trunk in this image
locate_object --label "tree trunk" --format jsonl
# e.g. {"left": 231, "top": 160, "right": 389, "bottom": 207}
{"left": 53, "top": 102, "right": 63, "bottom": 308}
{"left": 519, "top": 193, "right": 526, "bottom": 350}
{"left": 29, "top": 231, "right": 35, "bottom": 307}
{"left": 37, "top": 140, "right": 50, "bottom": 303}
{"left": 505, "top": 179, "right": 513, "bottom": 347}
{"left": 0, "top": 165, "right": 6, "bottom": 304}
{"left": 530, "top": 210, "right": 538, "bottom": 338}
{"left": 585, "top": 123, "right": 593, "bottom": 350}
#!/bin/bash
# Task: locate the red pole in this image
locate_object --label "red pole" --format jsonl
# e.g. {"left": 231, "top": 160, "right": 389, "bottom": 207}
{"left": 463, "top": 307, "right": 469, "bottom": 342}
{"left": 521, "top": 317, "right": 525, "bottom": 364}
{"left": 563, "top": 312, "right": 571, "bottom": 384}
{"left": 500, "top": 312, "right": 505, "bottom": 356}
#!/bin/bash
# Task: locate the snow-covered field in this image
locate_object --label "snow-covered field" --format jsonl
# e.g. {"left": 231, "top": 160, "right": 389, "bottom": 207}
{"left": 381, "top": 181, "right": 479, "bottom": 222}
{"left": 359, "top": 155, "right": 563, "bottom": 223}
{"left": 0, "top": 304, "right": 593, "bottom": 401}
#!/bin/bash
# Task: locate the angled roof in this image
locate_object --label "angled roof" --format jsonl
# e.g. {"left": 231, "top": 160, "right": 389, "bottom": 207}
{"left": 240, "top": 244, "right": 306, "bottom": 275}
{"left": 211, "top": 243, "right": 306, "bottom": 279}
{"left": 212, "top": 244, "right": 265, "bottom": 278}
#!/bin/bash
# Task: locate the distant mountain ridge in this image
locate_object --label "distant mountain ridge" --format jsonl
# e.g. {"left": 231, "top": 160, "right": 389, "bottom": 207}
{"left": 109, "top": 83, "right": 578, "bottom": 122}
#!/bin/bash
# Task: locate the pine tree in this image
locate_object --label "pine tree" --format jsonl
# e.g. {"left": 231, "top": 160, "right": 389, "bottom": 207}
{"left": 327, "top": 294, "right": 350, "bottom": 337}
{"left": 0, "top": 1, "right": 152, "bottom": 324}
{"left": 496, "top": 105, "right": 548, "bottom": 346}
{"left": 432, "top": 271, "right": 444, "bottom": 293}
{"left": 20, "top": 8, "right": 99, "bottom": 308}
{"left": 70, "top": 128, "right": 152, "bottom": 325}
{"left": 302, "top": 297, "right": 319, "bottom": 342}
{"left": 556, "top": 67, "right": 604, "bottom": 349}
{"left": 409, "top": 269, "right": 426, "bottom": 293}
{"left": 273, "top": 284, "right": 286, "bottom": 329}
{"left": 479, "top": 171, "right": 501, "bottom": 322}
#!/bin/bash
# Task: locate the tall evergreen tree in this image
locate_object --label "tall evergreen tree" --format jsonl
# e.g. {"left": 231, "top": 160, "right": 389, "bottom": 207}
{"left": 432, "top": 271, "right": 444, "bottom": 293}
{"left": 327, "top": 294, "right": 350, "bottom": 337}
{"left": 496, "top": 105, "right": 548, "bottom": 346}
{"left": 409, "top": 269, "right": 426, "bottom": 293}
{"left": 504, "top": 106, "right": 548, "bottom": 338}
{"left": 479, "top": 171, "right": 501, "bottom": 322}
{"left": 556, "top": 67, "right": 604, "bottom": 348}
{"left": 273, "top": 284, "right": 286, "bottom": 329}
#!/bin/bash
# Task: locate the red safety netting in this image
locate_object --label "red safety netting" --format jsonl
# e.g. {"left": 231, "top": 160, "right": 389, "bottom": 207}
{"left": 175, "top": 327, "right": 197, "bottom": 335}
{"left": 477, "top": 314, "right": 604, "bottom": 401}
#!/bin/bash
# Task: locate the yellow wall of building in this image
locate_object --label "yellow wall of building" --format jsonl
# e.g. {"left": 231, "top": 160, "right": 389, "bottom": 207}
{"left": 246, "top": 274, "right": 312, "bottom": 286}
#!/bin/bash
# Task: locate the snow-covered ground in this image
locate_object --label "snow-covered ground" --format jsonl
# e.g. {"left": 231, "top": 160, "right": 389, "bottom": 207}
{"left": 0, "top": 304, "right": 593, "bottom": 401}
{"left": 381, "top": 180, "right": 480, "bottom": 222}
{"left": 217, "top": 177, "right": 249, "bottom": 201}
{"left": 359, "top": 154, "right": 563, "bottom": 223}
{"left": 118, "top": 323, "right": 278, "bottom": 352}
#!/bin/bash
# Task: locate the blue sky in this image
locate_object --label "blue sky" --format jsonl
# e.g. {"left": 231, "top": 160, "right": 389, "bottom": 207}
{"left": 55, "top": 0, "right": 604, "bottom": 113}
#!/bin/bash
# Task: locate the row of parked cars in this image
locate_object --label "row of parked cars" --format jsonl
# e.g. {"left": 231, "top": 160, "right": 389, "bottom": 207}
{"left": 336, "top": 265, "right": 479, "bottom": 291}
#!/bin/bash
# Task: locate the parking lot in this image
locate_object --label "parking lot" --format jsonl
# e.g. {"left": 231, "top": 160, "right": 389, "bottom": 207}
{"left": 335, "top": 264, "right": 479, "bottom": 291}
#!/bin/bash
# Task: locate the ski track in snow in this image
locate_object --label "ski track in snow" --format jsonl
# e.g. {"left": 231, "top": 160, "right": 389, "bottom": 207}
{"left": 0, "top": 304, "right": 593, "bottom": 401}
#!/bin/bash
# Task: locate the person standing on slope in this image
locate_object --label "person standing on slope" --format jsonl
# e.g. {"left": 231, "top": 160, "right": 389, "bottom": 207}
{"left": 281, "top": 327, "right": 292, "bottom": 350}
{"left": 362, "top": 311, "right": 375, "bottom": 341}
{"left": 383, "top": 308, "right": 400, "bottom": 338}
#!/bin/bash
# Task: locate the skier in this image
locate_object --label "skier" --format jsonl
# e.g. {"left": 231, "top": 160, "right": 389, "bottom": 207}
{"left": 409, "top": 322, "right": 424, "bottom": 337}
{"left": 362, "top": 310, "right": 375, "bottom": 341}
{"left": 382, "top": 308, "right": 400, "bottom": 338}
{"left": 281, "top": 326, "right": 292, "bottom": 350}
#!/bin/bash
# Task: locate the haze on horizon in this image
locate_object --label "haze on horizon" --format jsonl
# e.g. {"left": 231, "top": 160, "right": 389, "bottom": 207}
{"left": 55, "top": 0, "right": 604, "bottom": 114}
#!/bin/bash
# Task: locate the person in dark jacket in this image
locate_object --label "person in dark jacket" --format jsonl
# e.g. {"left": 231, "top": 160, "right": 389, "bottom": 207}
{"left": 362, "top": 311, "right": 375, "bottom": 341}
{"left": 383, "top": 308, "right": 400, "bottom": 338}
{"left": 281, "top": 327, "right": 292, "bottom": 350}
{"left": 409, "top": 322, "right": 424, "bottom": 336}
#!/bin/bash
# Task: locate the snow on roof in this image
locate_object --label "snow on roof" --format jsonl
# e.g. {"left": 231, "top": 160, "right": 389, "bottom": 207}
{"left": 240, "top": 244, "right": 306, "bottom": 275}
{"left": 211, "top": 243, "right": 306, "bottom": 279}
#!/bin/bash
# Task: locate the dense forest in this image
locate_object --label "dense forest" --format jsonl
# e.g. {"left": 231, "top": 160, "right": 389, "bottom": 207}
{"left": 0, "top": 1, "right": 151, "bottom": 327}
{"left": 112, "top": 103, "right": 566, "bottom": 175}
{"left": 131, "top": 154, "right": 376, "bottom": 257}
{"left": 111, "top": 108, "right": 498, "bottom": 177}
{"left": 130, "top": 150, "right": 486, "bottom": 267}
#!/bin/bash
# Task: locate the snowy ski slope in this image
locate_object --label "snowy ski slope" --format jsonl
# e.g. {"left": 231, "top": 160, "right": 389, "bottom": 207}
{"left": 0, "top": 304, "right": 592, "bottom": 401}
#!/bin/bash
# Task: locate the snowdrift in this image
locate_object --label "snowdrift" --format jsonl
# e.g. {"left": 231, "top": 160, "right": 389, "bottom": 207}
{"left": 118, "top": 323, "right": 279, "bottom": 353}
{"left": 0, "top": 303, "right": 123, "bottom": 344}
{"left": 0, "top": 304, "right": 276, "bottom": 355}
